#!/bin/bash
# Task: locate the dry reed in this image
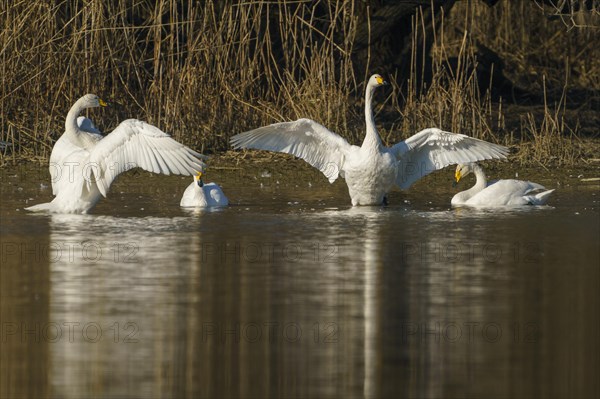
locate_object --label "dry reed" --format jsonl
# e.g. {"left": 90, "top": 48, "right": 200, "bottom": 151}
{"left": 0, "top": 0, "right": 597, "bottom": 166}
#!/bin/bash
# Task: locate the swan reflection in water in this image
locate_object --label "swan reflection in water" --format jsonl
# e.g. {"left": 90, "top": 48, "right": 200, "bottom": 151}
{"left": 43, "top": 205, "right": 498, "bottom": 398}
{"left": 36, "top": 200, "right": 589, "bottom": 398}
{"left": 46, "top": 213, "right": 202, "bottom": 398}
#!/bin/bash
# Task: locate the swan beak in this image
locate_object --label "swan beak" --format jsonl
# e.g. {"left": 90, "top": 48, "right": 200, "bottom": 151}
{"left": 99, "top": 99, "right": 108, "bottom": 107}
{"left": 455, "top": 169, "right": 462, "bottom": 183}
{"left": 196, "top": 171, "right": 204, "bottom": 187}
{"left": 376, "top": 76, "right": 389, "bottom": 86}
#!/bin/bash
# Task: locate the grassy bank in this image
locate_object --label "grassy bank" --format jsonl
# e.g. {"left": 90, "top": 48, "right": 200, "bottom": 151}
{"left": 1, "top": 0, "right": 598, "bottom": 166}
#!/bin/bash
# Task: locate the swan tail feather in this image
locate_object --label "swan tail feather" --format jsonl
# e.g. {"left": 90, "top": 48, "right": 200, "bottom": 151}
{"left": 526, "top": 189, "right": 555, "bottom": 205}
{"left": 25, "top": 202, "right": 54, "bottom": 212}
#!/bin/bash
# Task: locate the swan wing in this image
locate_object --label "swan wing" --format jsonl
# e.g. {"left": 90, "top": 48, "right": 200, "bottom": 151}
{"left": 470, "top": 180, "right": 548, "bottom": 206}
{"left": 87, "top": 119, "right": 207, "bottom": 197}
{"left": 391, "top": 128, "right": 508, "bottom": 189}
{"left": 207, "top": 183, "right": 229, "bottom": 206}
{"left": 230, "top": 118, "right": 352, "bottom": 183}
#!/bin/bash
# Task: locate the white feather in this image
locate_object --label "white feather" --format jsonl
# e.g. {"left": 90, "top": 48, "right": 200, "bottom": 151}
{"left": 87, "top": 119, "right": 205, "bottom": 197}
{"left": 180, "top": 177, "right": 229, "bottom": 208}
{"left": 27, "top": 94, "right": 206, "bottom": 214}
{"left": 231, "top": 118, "right": 351, "bottom": 183}
{"left": 392, "top": 128, "right": 509, "bottom": 189}
{"left": 451, "top": 163, "right": 554, "bottom": 207}
{"left": 231, "top": 75, "right": 508, "bottom": 205}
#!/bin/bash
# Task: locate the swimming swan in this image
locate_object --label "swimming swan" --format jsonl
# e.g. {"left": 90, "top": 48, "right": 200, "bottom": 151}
{"left": 231, "top": 74, "right": 509, "bottom": 206}
{"left": 180, "top": 171, "right": 229, "bottom": 207}
{"left": 451, "top": 163, "right": 555, "bottom": 206}
{"left": 26, "top": 94, "right": 206, "bottom": 214}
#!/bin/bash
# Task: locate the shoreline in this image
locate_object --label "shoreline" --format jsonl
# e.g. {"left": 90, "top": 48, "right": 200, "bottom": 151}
{"left": 2, "top": 150, "right": 599, "bottom": 184}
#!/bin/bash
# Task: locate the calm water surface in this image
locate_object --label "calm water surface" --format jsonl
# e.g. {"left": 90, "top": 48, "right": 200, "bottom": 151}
{"left": 1, "top": 164, "right": 598, "bottom": 398}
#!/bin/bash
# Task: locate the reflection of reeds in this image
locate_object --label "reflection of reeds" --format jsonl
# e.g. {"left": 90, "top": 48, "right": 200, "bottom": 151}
{"left": 0, "top": 1, "right": 597, "bottom": 166}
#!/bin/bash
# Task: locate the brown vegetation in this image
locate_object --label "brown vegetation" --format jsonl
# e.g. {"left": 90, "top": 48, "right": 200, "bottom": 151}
{"left": 1, "top": 0, "right": 598, "bottom": 166}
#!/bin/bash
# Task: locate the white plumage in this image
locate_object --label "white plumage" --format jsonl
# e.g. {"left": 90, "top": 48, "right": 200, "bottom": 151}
{"left": 231, "top": 74, "right": 509, "bottom": 206}
{"left": 26, "top": 94, "right": 206, "bottom": 214}
{"left": 451, "top": 163, "right": 555, "bottom": 207}
{"left": 180, "top": 172, "right": 229, "bottom": 207}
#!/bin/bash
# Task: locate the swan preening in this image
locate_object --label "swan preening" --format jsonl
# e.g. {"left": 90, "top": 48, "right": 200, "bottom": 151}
{"left": 451, "top": 163, "right": 554, "bottom": 206}
{"left": 26, "top": 94, "right": 206, "bottom": 214}
{"left": 231, "top": 74, "right": 509, "bottom": 206}
{"left": 180, "top": 171, "right": 229, "bottom": 208}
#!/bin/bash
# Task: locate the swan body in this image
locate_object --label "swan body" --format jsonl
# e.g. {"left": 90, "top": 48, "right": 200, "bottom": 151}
{"left": 180, "top": 172, "right": 228, "bottom": 207}
{"left": 231, "top": 74, "right": 509, "bottom": 206}
{"left": 26, "top": 94, "right": 206, "bottom": 214}
{"left": 451, "top": 163, "right": 555, "bottom": 206}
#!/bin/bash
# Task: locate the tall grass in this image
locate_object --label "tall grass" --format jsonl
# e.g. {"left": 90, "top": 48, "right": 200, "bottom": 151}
{"left": 442, "top": 1, "right": 599, "bottom": 164}
{"left": 1, "top": 0, "right": 357, "bottom": 160}
{"left": 387, "top": 5, "right": 505, "bottom": 146}
{"left": 518, "top": 78, "right": 582, "bottom": 166}
{"left": 388, "top": 1, "right": 597, "bottom": 164}
{"left": 0, "top": 0, "right": 597, "bottom": 166}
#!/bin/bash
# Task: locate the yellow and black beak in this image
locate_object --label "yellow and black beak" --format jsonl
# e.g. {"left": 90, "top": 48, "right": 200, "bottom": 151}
{"left": 452, "top": 169, "right": 462, "bottom": 188}
{"left": 376, "top": 76, "right": 389, "bottom": 86}
{"left": 455, "top": 169, "right": 462, "bottom": 183}
{"left": 99, "top": 98, "right": 108, "bottom": 107}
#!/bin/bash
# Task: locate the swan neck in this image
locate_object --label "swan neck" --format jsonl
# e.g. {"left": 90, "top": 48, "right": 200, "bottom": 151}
{"left": 454, "top": 164, "right": 488, "bottom": 204}
{"left": 65, "top": 99, "right": 85, "bottom": 138}
{"left": 362, "top": 84, "right": 381, "bottom": 149}
{"left": 472, "top": 164, "right": 487, "bottom": 189}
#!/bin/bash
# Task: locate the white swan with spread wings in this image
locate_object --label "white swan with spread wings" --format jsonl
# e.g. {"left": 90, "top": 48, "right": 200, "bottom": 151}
{"left": 231, "top": 74, "right": 509, "bottom": 206}
{"left": 26, "top": 94, "right": 206, "bottom": 214}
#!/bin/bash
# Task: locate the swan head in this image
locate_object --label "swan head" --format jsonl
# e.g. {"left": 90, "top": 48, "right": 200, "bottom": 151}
{"left": 79, "top": 93, "right": 109, "bottom": 108}
{"left": 455, "top": 163, "right": 475, "bottom": 183}
{"left": 194, "top": 171, "right": 205, "bottom": 188}
{"left": 368, "top": 74, "right": 389, "bottom": 88}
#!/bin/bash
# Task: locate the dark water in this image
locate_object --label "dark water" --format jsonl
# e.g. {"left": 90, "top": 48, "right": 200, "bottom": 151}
{"left": 1, "top": 164, "right": 599, "bottom": 398}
